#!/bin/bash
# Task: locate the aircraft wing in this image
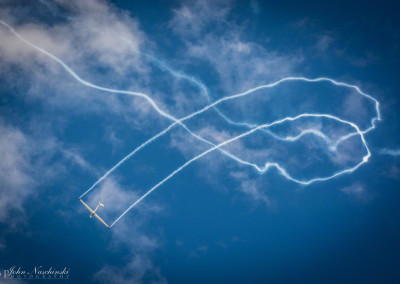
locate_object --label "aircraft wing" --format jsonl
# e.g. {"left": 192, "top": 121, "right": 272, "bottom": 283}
{"left": 93, "top": 213, "right": 110, "bottom": 228}
{"left": 79, "top": 198, "right": 110, "bottom": 228}
{"left": 79, "top": 198, "right": 95, "bottom": 214}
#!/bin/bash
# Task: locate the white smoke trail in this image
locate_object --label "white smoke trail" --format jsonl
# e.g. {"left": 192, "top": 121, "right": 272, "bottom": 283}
{"left": 0, "top": 20, "right": 177, "bottom": 123}
{"left": 79, "top": 76, "right": 380, "bottom": 200}
{"left": 122, "top": 39, "right": 336, "bottom": 146}
{"left": 0, "top": 20, "right": 382, "bottom": 228}
{"left": 110, "top": 113, "right": 370, "bottom": 226}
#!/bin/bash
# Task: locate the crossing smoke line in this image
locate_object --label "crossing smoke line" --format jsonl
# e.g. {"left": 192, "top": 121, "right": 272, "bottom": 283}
{"left": 0, "top": 20, "right": 381, "bottom": 228}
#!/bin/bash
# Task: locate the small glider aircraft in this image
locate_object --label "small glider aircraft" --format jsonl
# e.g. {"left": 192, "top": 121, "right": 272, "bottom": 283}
{"left": 79, "top": 198, "right": 110, "bottom": 228}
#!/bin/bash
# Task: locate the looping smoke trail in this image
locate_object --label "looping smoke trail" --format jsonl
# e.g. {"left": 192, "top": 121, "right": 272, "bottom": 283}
{"left": 0, "top": 20, "right": 381, "bottom": 228}
{"left": 111, "top": 113, "right": 370, "bottom": 226}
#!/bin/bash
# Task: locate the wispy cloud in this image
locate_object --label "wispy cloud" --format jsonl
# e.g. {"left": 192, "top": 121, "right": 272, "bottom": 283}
{"left": 0, "top": 1, "right": 382, "bottom": 282}
{"left": 94, "top": 253, "right": 166, "bottom": 284}
{"left": 189, "top": 245, "right": 209, "bottom": 258}
{"left": 315, "top": 34, "right": 336, "bottom": 53}
{"left": 379, "top": 148, "right": 400, "bottom": 156}
{"left": 0, "top": 119, "right": 102, "bottom": 226}
{"left": 169, "top": 0, "right": 302, "bottom": 94}
{"left": 230, "top": 171, "right": 274, "bottom": 208}
{"left": 170, "top": 0, "right": 233, "bottom": 38}
{"left": 170, "top": 126, "right": 276, "bottom": 207}
{"left": 0, "top": 121, "right": 35, "bottom": 224}
{"left": 61, "top": 148, "right": 98, "bottom": 175}
{"left": 0, "top": 0, "right": 154, "bottom": 122}
{"left": 90, "top": 179, "right": 165, "bottom": 284}
{"left": 340, "top": 182, "right": 370, "bottom": 202}
{"left": 0, "top": 1, "right": 168, "bottom": 281}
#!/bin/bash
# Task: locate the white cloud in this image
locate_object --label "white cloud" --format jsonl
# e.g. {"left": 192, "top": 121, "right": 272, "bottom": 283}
{"left": 0, "top": 2, "right": 167, "bottom": 281}
{"left": 64, "top": 0, "right": 145, "bottom": 74}
{"left": 169, "top": 0, "right": 302, "bottom": 94}
{"left": 189, "top": 245, "right": 209, "bottom": 258}
{"left": 0, "top": 0, "right": 152, "bottom": 121}
{"left": 340, "top": 182, "right": 370, "bottom": 202}
{"left": 61, "top": 148, "right": 98, "bottom": 175}
{"left": 170, "top": 0, "right": 233, "bottom": 37}
{"left": 88, "top": 178, "right": 166, "bottom": 284}
{"left": 379, "top": 148, "right": 400, "bottom": 157}
{"left": 230, "top": 171, "right": 274, "bottom": 208}
{"left": 0, "top": 1, "right": 380, "bottom": 282}
{"left": 315, "top": 34, "right": 335, "bottom": 53}
{"left": 186, "top": 36, "right": 301, "bottom": 94}
{"left": 94, "top": 253, "right": 166, "bottom": 284}
{"left": 85, "top": 177, "right": 138, "bottom": 217}
{"left": 0, "top": 121, "right": 35, "bottom": 224}
{"left": 328, "top": 134, "right": 366, "bottom": 167}
{"left": 342, "top": 90, "right": 371, "bottom": 127}
{"left": 169, "top": 124, "right": 278, "bottom": 207}
{"left": 0, "top": 119, "right": 101, "bottom": 226}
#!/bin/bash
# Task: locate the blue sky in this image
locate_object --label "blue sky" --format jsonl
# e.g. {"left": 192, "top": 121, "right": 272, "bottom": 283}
{"left": 0, "top": 0, "right": 399, "bottom": 283}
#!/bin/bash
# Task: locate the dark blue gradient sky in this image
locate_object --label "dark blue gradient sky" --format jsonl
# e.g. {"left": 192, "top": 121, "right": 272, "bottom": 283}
{"left": 0, "top": 0, "right": 399, "bottom": 283}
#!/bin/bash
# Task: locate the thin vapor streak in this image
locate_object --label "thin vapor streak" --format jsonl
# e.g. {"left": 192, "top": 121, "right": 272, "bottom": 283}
{"left": 379, "top": 148, "right": 400, "bottom": 156}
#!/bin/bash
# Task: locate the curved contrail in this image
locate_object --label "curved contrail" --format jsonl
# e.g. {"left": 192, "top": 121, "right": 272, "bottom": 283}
{"left": 79, "top": 76, "right": 379, "bottom": 203}
{"left": 0, "top": 20, "right": 381, "bottom": 228}
{"left": 111, "top": 112, "right": 371, "bottom": 226}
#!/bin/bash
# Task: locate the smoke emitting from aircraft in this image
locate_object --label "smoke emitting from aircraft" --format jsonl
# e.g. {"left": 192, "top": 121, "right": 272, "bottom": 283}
{"left": 0, "top": 20, "right": 386, "bottom": 228}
